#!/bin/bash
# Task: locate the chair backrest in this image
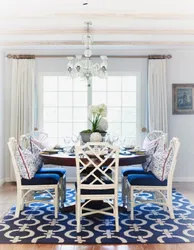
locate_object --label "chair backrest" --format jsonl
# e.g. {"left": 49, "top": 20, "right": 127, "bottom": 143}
{"left": 19, "top": 134, "right": 30, "bottom": 149}
{"left": 33, "top": 130, "right": 48, "bottom": 142}
{"left": 75, "top": 142, "right": 119, "bottom": 193}
{"left": 146, "top": 131, "right": 166, "bottom": 141}
{"left": 20, "top": 129, "right": 48, "bottom": 149}
{"left": 7, "top": 138, "right": 22, "bottom": 187}
{"left": 167, "top": 137, "right": 180, "bottom": 186}
{"left": 143, "top": 130, "right": 167, "bottom": 149}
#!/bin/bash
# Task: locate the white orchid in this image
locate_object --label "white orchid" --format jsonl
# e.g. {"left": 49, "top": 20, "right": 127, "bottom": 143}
{"left": 88, "top": 104, "right": 108, "bottom": 132}
{"left": 98, "top": 104, "right": 107, "bottom": 117}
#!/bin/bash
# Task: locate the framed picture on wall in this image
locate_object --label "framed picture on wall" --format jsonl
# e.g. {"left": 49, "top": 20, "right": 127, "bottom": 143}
{"left": 172, "top": 84, "right": 194, "bottom": 114}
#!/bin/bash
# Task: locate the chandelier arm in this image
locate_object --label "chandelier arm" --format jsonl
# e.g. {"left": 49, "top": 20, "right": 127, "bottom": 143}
{"left": 67, "top": 21, "right": 108, "bottom": 80}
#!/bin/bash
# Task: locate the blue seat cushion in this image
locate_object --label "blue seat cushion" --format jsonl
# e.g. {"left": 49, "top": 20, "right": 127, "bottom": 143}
{"left": 37, "top": 167, "right": 66, "bottom": 177}
{"left": 21, "top": 173, "right": 60, "bottom": 185}
{"left": 122, "top": 166, "right": 149, "bottom": 177}
{"left": 127, "top": 173, "right": 167, "bottom": 186}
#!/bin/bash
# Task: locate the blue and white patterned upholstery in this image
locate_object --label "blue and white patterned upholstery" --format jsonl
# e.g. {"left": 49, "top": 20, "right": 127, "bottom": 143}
{"left": 28, "top": 138, "right": 43, "bottom": 169}
{"left": 150, "top": 146, "right": 174, "bottom": 181}
{"left": 15, "top": 146, "right": 38, "bottom": 179}
{"left": 142, "top": 133, "right": 166, "bottom": 172}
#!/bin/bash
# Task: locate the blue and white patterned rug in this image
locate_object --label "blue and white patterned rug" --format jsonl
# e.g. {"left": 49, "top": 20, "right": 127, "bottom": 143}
{"left": 0, "top": 188, "right": 194, "bottom": 244}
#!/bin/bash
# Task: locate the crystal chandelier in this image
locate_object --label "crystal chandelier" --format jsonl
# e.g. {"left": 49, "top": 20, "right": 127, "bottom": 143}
{"left": 67, "top": 22, "right": 108, "bottom": 80}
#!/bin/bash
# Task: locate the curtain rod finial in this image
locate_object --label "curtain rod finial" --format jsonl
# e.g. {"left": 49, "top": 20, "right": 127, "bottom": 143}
{"left": 167, "top": 55, "right": 172, "bottom": 59}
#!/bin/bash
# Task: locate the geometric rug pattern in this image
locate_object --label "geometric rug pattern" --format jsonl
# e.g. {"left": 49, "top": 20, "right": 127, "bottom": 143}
{"left": 0, "top": 189, "right": 194, "bottom": 244}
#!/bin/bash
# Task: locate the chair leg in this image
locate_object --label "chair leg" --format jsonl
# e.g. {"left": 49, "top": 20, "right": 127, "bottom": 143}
{"left": 15, "top": 188, "right": 22, "bottom": 218}
{"left": 126, "top": 184, "right": 131, "bottom": 211}
{"left": 130, "top": 186, "right": 134, "bottom": 220}
{"left": 167, "top": 188, "right": 175, "bottom": 219}
{"left": 59, "top": 178, "right": 64, "bottom": 207}
{"left": 59, "top": 175, "right": 66, "bottom": 207}
{"left": 114, "top": 193, "right": 119, "bottom": 232}
{"left": 76, "top": 194, "right": 81, "bottom": 233}
{"left": 54, "top": 186, "right": 59, "bottom": 219}
{"left": 20, "top": 190, "right": 25, "bottom": 210}
{"left": 122, "top": 176, "right": 127, "bottom": 207}
{"left": 63, "top": 175, "right": 66, "bottom": 202}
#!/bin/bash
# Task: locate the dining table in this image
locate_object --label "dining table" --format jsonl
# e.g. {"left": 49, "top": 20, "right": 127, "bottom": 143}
{"left": 40, "top": 151, "right": 146, "bottom": 212}
{"left": 41, "top": 151, "right": 146, "bottom": 167}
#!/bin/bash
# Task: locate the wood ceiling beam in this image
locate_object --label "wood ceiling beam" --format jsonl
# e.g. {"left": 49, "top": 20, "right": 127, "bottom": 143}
{"left": 2, "top": 40, "right": 194, "bottom": 46}
{"left": 6, "top": 12, "right": 194, "bottom": 21}
{"left": 2, "top": 29, "right": 194, "bottom": 35}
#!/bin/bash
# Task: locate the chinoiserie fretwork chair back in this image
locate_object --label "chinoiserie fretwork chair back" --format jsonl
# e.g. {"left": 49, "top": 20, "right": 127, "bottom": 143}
{"left": 143, "top": 130, "right": 167, "bottom": 149}
{"left": 8, "top": 137, "right": 59, "bottom": 218}
{"left": 75, "top": 142, "right": 120, "bottom": 233}
{"left": 33, "top": 129, "right": 48, "bottom": 142}
{"left": 19, "top": 128, "right": 48, "bottom": 149}
{"left": 127, "top": 137, "right": 180, "bottom": 220}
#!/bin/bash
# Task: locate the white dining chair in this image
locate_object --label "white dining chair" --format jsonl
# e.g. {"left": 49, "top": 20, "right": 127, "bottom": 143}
{"left": 8, "top": 137, "right": 59, "bottom": 218}
{"left": 121, "top": 130, "right": 167, "bottom": 206}
{"left": 75, "top": 142, "right": 120, "bottom": 233}
{"left": 20, "top": 134, "right": 67, "bottom": 207}
{"left": 126, "top": 137, "right": 180, "bottom": 220}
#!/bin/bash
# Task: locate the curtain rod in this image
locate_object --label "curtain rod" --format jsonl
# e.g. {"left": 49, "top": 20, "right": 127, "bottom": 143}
{"left": 6, "top": 54, "right": 172, "bottom": 60}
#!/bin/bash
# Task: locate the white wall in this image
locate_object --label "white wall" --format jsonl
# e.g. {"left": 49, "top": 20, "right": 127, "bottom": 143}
{"left": 3, "top": 51, "right": 194, "bottom": 183}
{"left": 0, "top": 51, "right": 4, "bottom": 185}
{"left": 36, "top": 57, "right": 148, "bottom": 182}
{"left": 167, "top": 51, "right": 194, "bottom": 182}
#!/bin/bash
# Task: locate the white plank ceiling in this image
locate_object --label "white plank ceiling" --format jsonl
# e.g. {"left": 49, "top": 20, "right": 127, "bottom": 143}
{"left": 1, "top": 0, "right": 194, "bottom": 53}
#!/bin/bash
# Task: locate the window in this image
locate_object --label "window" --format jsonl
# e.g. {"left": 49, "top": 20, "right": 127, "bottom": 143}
{"left": 38, "top": 73, "right": 142, "bottom": 145}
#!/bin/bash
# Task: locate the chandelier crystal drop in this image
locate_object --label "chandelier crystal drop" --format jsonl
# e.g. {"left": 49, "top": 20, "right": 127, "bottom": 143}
{"left": 67, "top": 22, "right": 108, "bottom": 80}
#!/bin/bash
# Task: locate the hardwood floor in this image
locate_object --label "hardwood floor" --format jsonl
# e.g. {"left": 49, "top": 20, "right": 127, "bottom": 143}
{"left": 0, "top": 243, "right": 193, "bottom": 250}
{"left": 0, "top": 182, "right": 194, "bottom": 250}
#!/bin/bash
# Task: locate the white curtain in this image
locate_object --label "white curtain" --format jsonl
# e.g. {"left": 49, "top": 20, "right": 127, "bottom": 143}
{"left": 5, "top": 58, "right": 35, "bottom": 181}
{"left": 148, "top": 59, "right": 168, "bottom": 133}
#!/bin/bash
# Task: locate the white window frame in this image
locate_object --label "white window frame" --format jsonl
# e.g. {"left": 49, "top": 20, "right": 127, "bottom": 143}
{"left": 38, "top": 71, "right": 143, "bottom": 146}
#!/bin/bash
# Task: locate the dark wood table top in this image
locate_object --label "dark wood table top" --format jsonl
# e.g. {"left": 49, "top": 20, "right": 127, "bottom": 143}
{"left": 41, "top": 152, "right": 146, "bottom": 166}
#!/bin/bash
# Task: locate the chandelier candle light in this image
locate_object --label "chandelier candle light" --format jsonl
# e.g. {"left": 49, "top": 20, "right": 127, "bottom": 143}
{"left": 80, "top": 104, "right": 108, "bottom": 143}
{"left": 67, "top": 22, "right": 108, "bottom": 81}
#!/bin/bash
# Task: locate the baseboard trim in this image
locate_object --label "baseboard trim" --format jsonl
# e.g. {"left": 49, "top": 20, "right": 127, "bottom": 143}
{"left": 173, "top": 177, "right": 194, "bottom": 182}
{"left": 0, "top": 178, "right": 5, "bottom": 186}
{"left": 4, "top": 177, "right": 12, "bottom": 183}
{"left": 67, "top": 177, "right": 76, "bottom": 183}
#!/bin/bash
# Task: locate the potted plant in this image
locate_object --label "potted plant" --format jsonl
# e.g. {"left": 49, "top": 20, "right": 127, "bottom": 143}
{"left": 80, "top": 104, "right": 108, "bottom": 143}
